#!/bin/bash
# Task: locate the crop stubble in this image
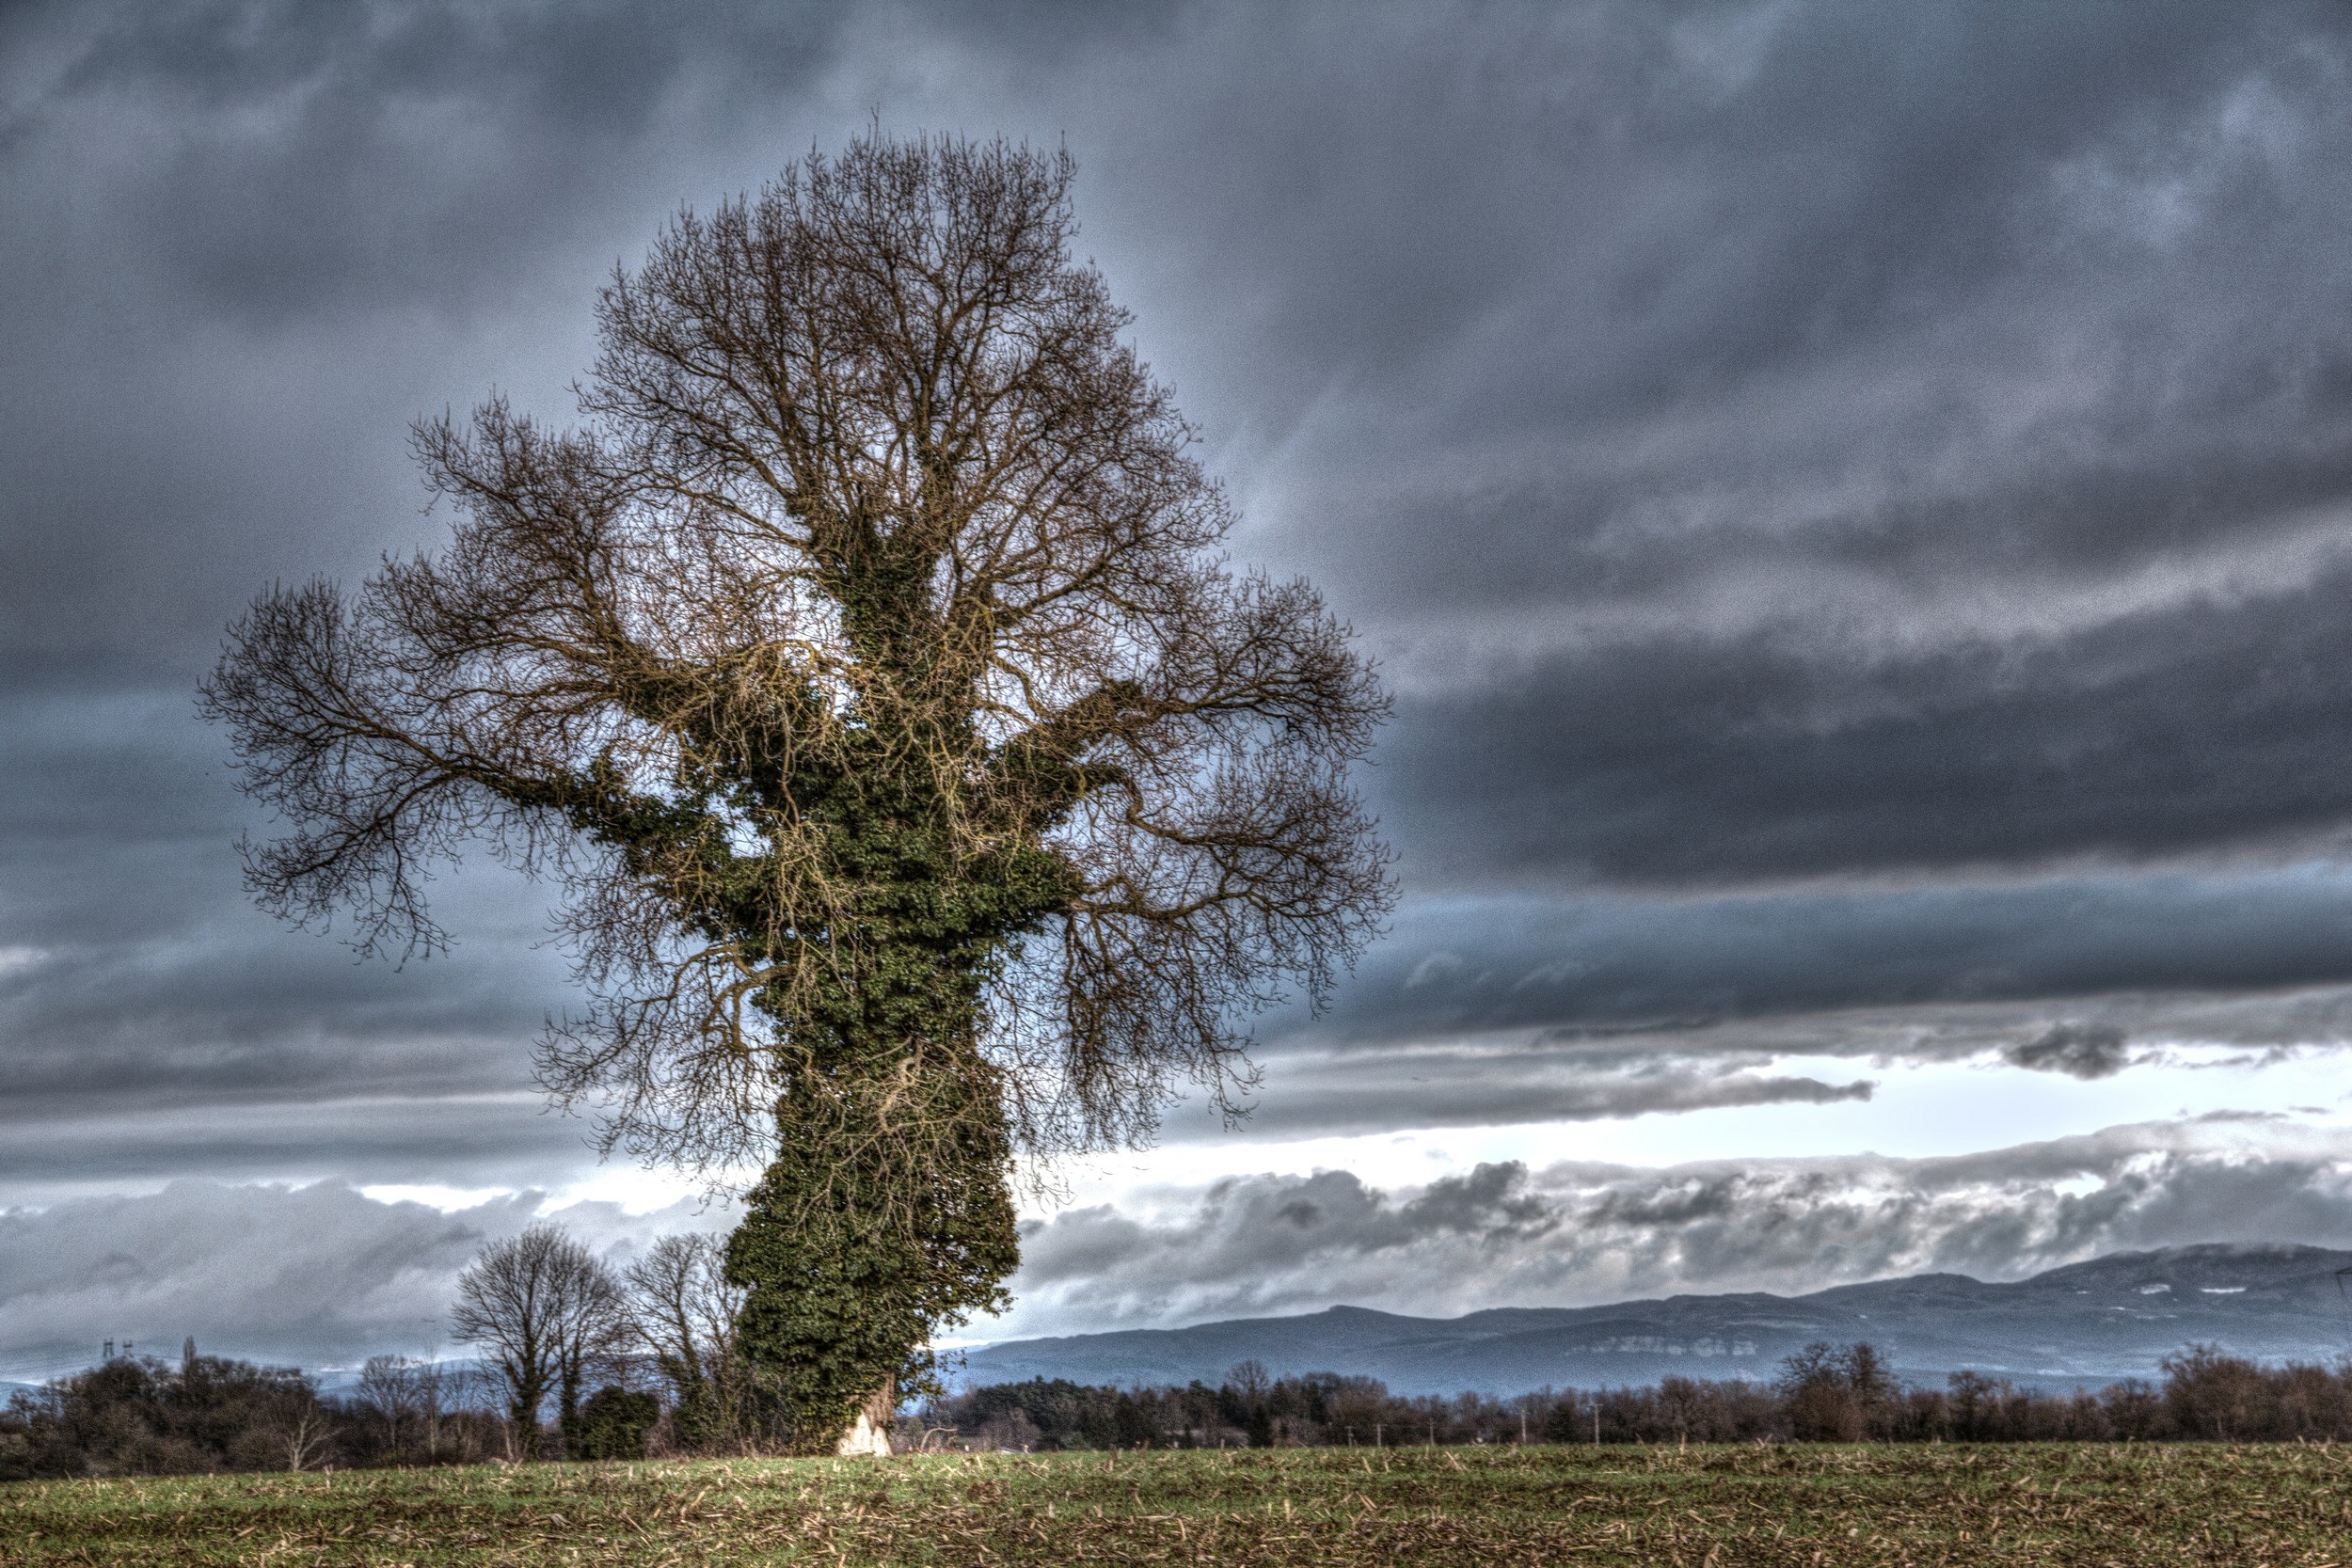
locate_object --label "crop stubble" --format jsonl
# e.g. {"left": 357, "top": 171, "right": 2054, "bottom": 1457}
{"left": 6, "top": 1441, "right": 2351, "bottom": 1565}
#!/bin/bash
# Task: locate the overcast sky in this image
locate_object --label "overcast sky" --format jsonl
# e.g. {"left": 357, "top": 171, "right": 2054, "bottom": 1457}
{"left": 13, "top": 0, "right": 2352, "bottom": 1379}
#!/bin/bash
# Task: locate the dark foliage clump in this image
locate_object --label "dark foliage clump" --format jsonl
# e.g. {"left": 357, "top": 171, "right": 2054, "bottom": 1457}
{"left": 0, "top": 1350, "right": 528, "bottom": 1481}
{"left": 1, "top": 1354, "right": 331, "bottom": 1479}
{"left": 566, "top": 1386, "right": 661, "bottom": 1461}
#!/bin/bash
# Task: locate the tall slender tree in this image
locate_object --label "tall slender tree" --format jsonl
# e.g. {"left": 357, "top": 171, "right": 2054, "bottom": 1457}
{"left": 624, "top": 1233, "right": 749, "bottom": 1449}
{"left": 203, "top": 131, "right": 1391, "bottom": 1449}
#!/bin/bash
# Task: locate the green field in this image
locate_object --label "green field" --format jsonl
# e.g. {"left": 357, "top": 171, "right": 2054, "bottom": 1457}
{"left": 6, "top": 1443, "right": 2351, "bottom": 1566}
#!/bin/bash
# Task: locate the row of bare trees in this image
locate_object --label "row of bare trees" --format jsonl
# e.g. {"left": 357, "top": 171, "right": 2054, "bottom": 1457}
{"left": 343, "top": 1354, "right": 524, "bottom": 1465}
{"left": 449, "top": 1223, "right": 754, "bottom": 1458}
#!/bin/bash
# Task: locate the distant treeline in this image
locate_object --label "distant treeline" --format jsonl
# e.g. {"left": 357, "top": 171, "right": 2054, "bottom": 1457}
{"left": 11, "top": 1338, "right": 2352, "bottom": 1481}
{"left": 0, "top": 1345, "right": 655, "bottom": 1481}
{"left": 920, "top": 1342, "right": 2352, "bottom": 1450}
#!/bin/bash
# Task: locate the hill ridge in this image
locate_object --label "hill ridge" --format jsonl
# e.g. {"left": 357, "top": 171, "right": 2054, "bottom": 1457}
{"left": 959, "top": 1243, "right": 2352, "bottom": 1394}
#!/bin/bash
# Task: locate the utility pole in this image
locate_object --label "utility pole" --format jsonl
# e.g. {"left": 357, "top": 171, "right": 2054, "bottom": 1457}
{"left": 1593, "top": 1406, "right": 1600, "bottom": 1448}
{"left": 1374, "top": 1422, "right": 1382, "bottom": 1448}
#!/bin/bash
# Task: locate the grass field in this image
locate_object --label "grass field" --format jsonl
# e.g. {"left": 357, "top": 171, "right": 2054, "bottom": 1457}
{"left": 7, "top": 1443, "right": 2352, "bottom": 1566}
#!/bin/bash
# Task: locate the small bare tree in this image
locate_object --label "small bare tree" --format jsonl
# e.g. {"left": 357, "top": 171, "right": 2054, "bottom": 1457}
{"left": 449, "top": 1223, "right": 629, "bottom": 1459}
{"left": 353, "top": 1354, "right": 441, "bottom": 1458}
{"left": 203, "top": 129, "right": 1391, "bottom": 1449}
{"left": 262, "top": 1394, "right": 339, "bottom": 1472}
{"left": 624, "top": 1233, "right": 748, "bottom": 1449}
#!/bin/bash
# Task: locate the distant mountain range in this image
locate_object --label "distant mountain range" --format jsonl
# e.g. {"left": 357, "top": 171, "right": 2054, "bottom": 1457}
{"left": 11, "top": 1244, "right": 2350, "bottom": 1404}
{"left": 955, "top": 1243, "right": 2352, "bottom": 1395}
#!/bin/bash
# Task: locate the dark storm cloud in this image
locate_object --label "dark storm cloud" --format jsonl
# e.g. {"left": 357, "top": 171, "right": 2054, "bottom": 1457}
{"left": 1005, "top": 1120, "right": 2352, "bottom": 1334}
{"left": 1383, "top": 566, "right": 2352, "bottom": 887}
{"left": 1205, "top": 2, "right": 2352, "bottom": 633}
{"left": 1155, "top": 3, "right": 2352, "bottom": 896}
{"left": 0, "top": 691, "right": 591, "bottom": 1197}
{"left": 1145, "top": 1036, "right": 1841, "bottom": 1144}
{"left": 1191, "top": 1037, "right": 1873, "bottom": 1139}
{"left": 11, "top": 0, "right": 2352, "bottom": 1202}
{"left": 8, "top": 0, "right": 837, "bottom": 320}
{"left": 1278, "top": 873, "right": 2352, "bottom": 1053}
{"left": 0, "top": 1, "right": 844, "bottom": 684}
{"left": 2005, "top": 1022, "right": 2132, "bottom": 1080}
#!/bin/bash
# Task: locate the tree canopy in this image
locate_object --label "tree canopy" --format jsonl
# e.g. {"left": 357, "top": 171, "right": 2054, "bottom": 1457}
{"left": 203, "top": 132, "right": 1391, "bottom": 1446}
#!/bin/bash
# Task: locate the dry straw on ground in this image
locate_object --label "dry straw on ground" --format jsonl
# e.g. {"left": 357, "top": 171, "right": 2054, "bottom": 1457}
{"left": 8, "top": 1442, "right": 2352, "bottom": 1566}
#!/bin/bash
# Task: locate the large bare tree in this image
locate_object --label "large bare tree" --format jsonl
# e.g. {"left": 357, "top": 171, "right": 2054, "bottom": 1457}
{"left": 448, "top": 1223, "right": 629, "bottom": 1458}
{"left": 204, "top": 132, "right": 1391, "bottom": 1448}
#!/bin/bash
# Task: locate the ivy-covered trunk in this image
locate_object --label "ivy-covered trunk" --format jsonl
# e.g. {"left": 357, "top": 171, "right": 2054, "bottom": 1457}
{"left": 717, "top": 609, "right": 1068, "bottom": 1450}
{"left": 725, "top": 1030, "right": 1022, "bottom": 1448}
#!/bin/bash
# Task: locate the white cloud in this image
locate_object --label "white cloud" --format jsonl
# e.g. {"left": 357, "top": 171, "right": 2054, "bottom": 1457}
{"left": 0, "top": 1180, "right": 732, "bottom": 1384}
{"left": 986, "top": 1117, "right": 2352, "bottom": 1339}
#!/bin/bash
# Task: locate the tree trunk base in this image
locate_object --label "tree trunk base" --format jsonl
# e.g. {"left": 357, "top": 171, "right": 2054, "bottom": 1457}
{"left": 834, "top": 1383, "right": 895, "bottom": 1456}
